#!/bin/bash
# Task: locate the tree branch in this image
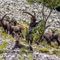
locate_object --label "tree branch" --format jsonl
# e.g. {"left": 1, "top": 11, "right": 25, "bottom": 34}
{"left": 46, "top": 9, "right": 52, "bottom": 21}
{"left": 42, "top": 4, "right": 45, "bottom": 20}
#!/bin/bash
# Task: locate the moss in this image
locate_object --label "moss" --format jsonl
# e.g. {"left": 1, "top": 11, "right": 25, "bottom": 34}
{"left": 20, "top": 48, "right": 28, "bottom": 54}
{"left": 52, "top": 49, "right": 60, "bottom": 56}
{"left": 0, "top": 50, "right": 4, "bottom": 54}
{"left": 39, "top": 48, "right": 49, "bottom": 53}
{"left": 0, "top": 41, "right": 8, "bottom": 49}
{"left": 19, "top": 51, "right": 33, "bottom": 60}
{"left": 0, "top": 21, "right": 60, "bottom": 57}
{"left": 28, "top": 53, "right": 33, "bottom": 60}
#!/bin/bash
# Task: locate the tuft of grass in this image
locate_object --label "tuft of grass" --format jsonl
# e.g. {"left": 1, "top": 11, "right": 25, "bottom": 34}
{"left": 39, "top": 48, "right": 49, "bottom": 53}
{"left": 0, "top": 50, "right": 4, "bottom": 54}
{"left": 20, "top": 48, "right": 28, "bottom": 54}
{"left": 28, "top": 53, "right": 33, "bottom": 60}
{"left": 0, "top": 41, "right": 8, "bottom": 49}
{"left": 52, "top": 49, "right": 60, "bottom": 57}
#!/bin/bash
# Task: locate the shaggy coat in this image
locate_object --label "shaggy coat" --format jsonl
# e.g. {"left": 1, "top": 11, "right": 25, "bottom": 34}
{"left": 42, "top": 31, "right": 60, "bottom": 45}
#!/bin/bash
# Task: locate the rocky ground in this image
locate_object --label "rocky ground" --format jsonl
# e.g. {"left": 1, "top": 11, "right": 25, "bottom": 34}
{"left": 33, "top": 52, "right": 60, "bottom": 60}
{"left": 0, "top": 0, "right": 60, "bottom": 60}
{"left": 0, "top": 27, "right": 60, "bottom": 60}
{"left": 0, "top": 0, "right": 60, "bottom": 30}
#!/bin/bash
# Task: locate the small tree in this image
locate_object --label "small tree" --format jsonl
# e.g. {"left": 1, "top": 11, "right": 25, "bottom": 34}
{"left": 27, "top": 0, "right": 60, "bottom": 41}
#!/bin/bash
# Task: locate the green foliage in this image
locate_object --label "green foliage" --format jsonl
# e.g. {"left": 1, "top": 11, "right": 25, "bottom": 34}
{"left": 39, "top": 48, "right": 49, "bottom": 53}
{"left": 31, "top": 20, "right": 46, "bottom": 42}
{"left": 27, "top": 0, "right": 60, "bottom": 9}
{"left": 0, "top": 41, "right": 8, "bottom": 49}
{"left": 26, "top": 0, "right": 60, "bottom": 43}
{"left": 26, "top": 0, "right": 36, "bottom": 4}
{"left": 52, "top": 49, "right": 60, "bottom": 56}
{"left": 0, "top": 50, "right": 4, "bottom": 54}
{"left": 43, "top": 0, "right": 60, "bottom": 9}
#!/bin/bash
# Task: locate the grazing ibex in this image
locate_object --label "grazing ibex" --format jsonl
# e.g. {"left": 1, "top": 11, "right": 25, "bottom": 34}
{"left": 42, "top": 30, "right": 60, "bottom": 45}
{"left": 0, "top": 14, "right": 26, "bottom": 49}
{"left": 11, "top": 24, "right": 24, "bottom": 37}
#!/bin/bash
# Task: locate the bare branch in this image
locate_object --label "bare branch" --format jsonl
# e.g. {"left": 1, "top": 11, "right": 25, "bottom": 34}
{"left": 42, "top": 3, "right": 45, "bottom": 20}
{"left": 46, "top": 9, "right": 52, "bottom": 21}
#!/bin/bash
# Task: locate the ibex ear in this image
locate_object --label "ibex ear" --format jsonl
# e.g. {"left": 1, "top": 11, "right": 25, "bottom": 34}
{"left": 32, "top": 11, "right": 36, "bottom": 17}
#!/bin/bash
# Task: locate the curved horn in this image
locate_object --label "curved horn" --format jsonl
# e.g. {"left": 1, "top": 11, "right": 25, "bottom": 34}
{"left": 1, "top": 14, "right": 7, "bottom": 21}
{"left": 23, "top": 11, "right": 34, "bottom": 17}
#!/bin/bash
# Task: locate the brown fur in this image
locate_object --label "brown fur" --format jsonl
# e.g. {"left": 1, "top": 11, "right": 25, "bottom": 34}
{"left": 42, "top": 31, "right": 60, "bottom": 45}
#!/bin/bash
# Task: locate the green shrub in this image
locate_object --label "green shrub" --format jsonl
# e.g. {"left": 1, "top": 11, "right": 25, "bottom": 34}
{"left": 31, "top": 20, "right": 46, "bottom": 42}
{"left": 39, "top": 48, "right": 49, "bottom": 53}
{"left": 0, "top": 41, "right": 8, "bottom": 49}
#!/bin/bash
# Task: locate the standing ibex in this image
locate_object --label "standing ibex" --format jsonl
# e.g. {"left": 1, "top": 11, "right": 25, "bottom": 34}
{"left": 23, "top": 11, "right": 41, "bottom": 51}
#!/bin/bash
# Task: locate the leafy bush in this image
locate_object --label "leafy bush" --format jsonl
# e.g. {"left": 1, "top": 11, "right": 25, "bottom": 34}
{"left": 39, "top": 48, "right": 49, "bottom": 53}
{"left": 30, "top": 20, "right": 46, "bottom": 42}
{"left": 27, "top": 0, "right": 60, "bottom": 9}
